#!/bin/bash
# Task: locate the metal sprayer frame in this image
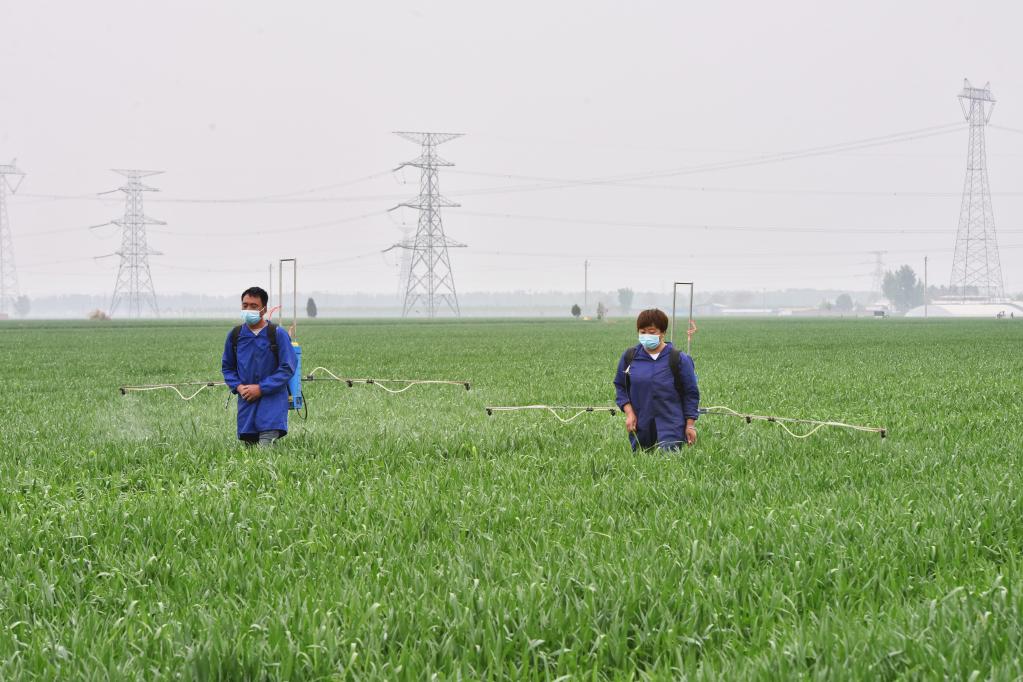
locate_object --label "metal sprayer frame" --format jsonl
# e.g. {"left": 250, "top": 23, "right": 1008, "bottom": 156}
{"left": 278, "top": 258, "right": 298, "bottom": 341}
{"left": 670, "top": 281, "right": 694, "bottom": 355}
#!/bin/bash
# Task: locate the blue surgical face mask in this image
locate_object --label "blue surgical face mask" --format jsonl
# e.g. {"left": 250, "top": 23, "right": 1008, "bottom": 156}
{"left": 638, "top": 333, "right": 661, "bottom": 350}
{"left": 240, "top": 310, "right": 262, "bottom": 326}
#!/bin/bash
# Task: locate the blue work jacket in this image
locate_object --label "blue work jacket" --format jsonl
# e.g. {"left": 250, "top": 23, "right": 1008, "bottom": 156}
{"left": 613, "top": 342, "right": 700, "bottom": 450}
{"left": 221, "top": 324, "right": 297, "bottom": 438}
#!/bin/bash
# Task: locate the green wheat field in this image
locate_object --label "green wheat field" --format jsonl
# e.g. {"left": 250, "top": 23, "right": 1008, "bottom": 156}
{"left": 2, "top": 318, "right": 1022, "bottom": 679}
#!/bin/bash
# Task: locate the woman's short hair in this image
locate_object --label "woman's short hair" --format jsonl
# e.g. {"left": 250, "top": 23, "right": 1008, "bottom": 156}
{"left": 636, "top": 308, "right": 669, "bottom": 332}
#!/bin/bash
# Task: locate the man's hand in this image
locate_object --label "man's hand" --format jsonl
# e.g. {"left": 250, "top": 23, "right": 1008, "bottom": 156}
{"left": 237, "top": 384, "right": 262, "bottom": 402}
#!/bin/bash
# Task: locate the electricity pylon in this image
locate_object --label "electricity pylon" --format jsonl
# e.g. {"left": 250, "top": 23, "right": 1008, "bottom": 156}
{"left": 108, "top": 169, "right": 164, "bottom": 318}
{"left": 385, "top": 132, "right": 466, "bottom": 318}
{"left": 950, "top": 80, "right": 1004, "bottom": 301}
{"left": 0, "top": 159, "right": 25, "bottom": 316}
{"left": 869, "top": 250, "right": 887, "bottom": 300}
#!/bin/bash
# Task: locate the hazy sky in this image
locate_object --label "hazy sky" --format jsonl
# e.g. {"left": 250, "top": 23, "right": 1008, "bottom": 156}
{"left": 3, "top": 0, "right": 1022, "bottom": 299}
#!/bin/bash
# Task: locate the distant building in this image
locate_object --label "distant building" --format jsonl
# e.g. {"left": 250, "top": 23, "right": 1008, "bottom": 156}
{"left": 720, "top": 307, "right": 776, "bottom": 317}
{"left": 905, "top": 300, "right": 1023, "bottom": 318}
{"left": 693, "top": 302, "right": 727, "bottom": 316}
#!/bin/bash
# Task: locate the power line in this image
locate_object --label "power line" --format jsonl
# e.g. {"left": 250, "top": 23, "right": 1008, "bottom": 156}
{"left": 150, "top": 262, "right": 255, "bottom": 274}
{"left": 149, "top": 210, "right": 387, "bottom": 238}
{"left": 460, "top": 209, "right": 1023, "bottom": 235}
{"left": 470, "top": 244, "right": 1023, "bottom": 263}
{"left": 15, "top": 123, "right": 975, "bottom": 208}
{"left": 303, "top": 250, "right": 384, "bottom": 269}
{"left": 445, "top": 123, "right": 968, "bottom": 198}
{"left": 990, "top": 124, "right": 1023, "bottom": 136}
{"left": 19, "top": 170, "right": 395, "bottom": 205}
{"left": 449, "top": 170, "right": 1023, "bottom": 198}
{"left": 19, "top": 255, "right": 105, "bottom": 269}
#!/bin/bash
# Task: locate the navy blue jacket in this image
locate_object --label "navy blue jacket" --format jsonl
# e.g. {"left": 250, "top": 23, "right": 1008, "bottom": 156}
{"left": 614, "top": 342, "right": 700, "bottom": 450}
{"left": 221, "top": 324, "right": 297, "bottom": 438}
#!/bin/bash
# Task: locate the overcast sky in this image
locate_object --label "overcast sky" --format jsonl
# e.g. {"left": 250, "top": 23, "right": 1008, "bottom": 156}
{"left": 3, "top": 0, "right": 1022, "bottom": 300}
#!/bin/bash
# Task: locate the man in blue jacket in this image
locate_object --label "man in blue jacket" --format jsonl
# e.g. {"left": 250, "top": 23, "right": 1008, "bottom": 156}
{"left": 221, "top": 286, "right": 297, "bottom": 446}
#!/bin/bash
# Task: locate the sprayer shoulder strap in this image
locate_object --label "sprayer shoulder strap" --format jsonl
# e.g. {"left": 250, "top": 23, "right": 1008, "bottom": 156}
{"left": 622, "top": 347, "right": 637, "bottom": 395}
{"left": 669, "top": 348, "right": 690, "bottom": 398}
{"left": 231, "top": 323, "right": 279, "bottom": 365}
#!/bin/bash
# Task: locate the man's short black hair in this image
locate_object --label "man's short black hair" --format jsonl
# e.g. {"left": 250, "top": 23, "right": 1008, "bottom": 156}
{"left": 241, "top": 287, "right": 269, "bottom": 307}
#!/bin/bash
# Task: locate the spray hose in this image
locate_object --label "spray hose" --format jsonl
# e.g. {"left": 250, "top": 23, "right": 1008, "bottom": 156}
{"left": 484, "top": 405, "right": 618, "bottom": 424}
{"left": 699, "top": 405, "right": 886, "bottom": 439}
{"left": 304, "top": 366, "right": 471, "bottom": 393}
{"left": 119, "top": 381, "right": 226, "bottom": 401}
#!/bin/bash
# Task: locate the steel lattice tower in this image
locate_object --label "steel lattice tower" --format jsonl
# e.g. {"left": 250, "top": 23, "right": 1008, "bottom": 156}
{"left": 108, "top": 169, "right": 164, "bottom": 318}
{"left": 387, "top": 132, "right": 466, "bottom": 318}
{"left": 0, "top": 159, "right": 25, "bottom": 316}
{"left": 950, "top": 80, "right": 1004, "bottom": 301}
{"left": 869, "top": 250, "right": 887, "bottom": 300}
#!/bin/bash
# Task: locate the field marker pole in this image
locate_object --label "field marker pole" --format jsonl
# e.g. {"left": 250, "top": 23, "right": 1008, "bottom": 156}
{"left": 584, "top": 259, "right": 589, "bottom": 313}
{"left": 278, "top": 257, "right": 303, "bottom": 412}
{"left": 670, "top": 281, "right": 694, "bottom": 355}
{"left": 278, "top": 258, "right": 298, "bottom": 340}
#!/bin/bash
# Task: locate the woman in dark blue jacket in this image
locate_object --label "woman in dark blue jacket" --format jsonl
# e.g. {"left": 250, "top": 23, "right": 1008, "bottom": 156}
{"left": 613, "top": 309, "right": 700, "bottom": 451}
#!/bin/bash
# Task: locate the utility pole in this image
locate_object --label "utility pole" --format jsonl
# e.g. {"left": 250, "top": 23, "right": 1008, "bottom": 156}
{"left": 584, "top": 259, "right": 589, "bottom": 312}
{"left": 950, "top": 80, "right": 1004, "bottom": 302}
{"left": 107, "top": 169, "right": 164, "bottom": 318}
{"left": 924, "top": 255, "right": 929, "bottom": 318}
{"left": 386, "top": 132, "right": 465, "bottom": 318}
{"left": 0, "top": 159, "right": 25, "bottom": 317}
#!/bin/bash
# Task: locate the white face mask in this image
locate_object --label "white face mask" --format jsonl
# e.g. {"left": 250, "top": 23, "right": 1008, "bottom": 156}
{"left": 240, "top": 309, "right": 262, "bottom": 325}
{"left": 638, "top": 333, "right": 661, "bottom": 350}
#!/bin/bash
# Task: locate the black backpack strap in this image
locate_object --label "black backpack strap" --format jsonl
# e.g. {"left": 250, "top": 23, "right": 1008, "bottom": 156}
{"left": 266, "top": 322, "right": 289, "bottom": 398}
{"left": 230, "top": 325, "right": 242, "bottom": 362}
{"left": 669, "top": 348, "right": 697, "bottom": 400}
{"left": 669, "top": 348, "right": 684, "bottom": 399}
{"left": 623, "top": 346, "right": 637, "bottom": 395}
{"left": 266, "top": 322, "right": 279, "bottom": 363}
{"left": 232, "top": 323, "right": 280, "bottom": 364}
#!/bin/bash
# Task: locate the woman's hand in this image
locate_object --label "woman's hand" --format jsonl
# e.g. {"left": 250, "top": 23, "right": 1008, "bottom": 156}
{"left": 623, "top": 405, "right": 637, "bottom": 432}
{"left": 685, "top": 424, "right": 697, "bottom": 445}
